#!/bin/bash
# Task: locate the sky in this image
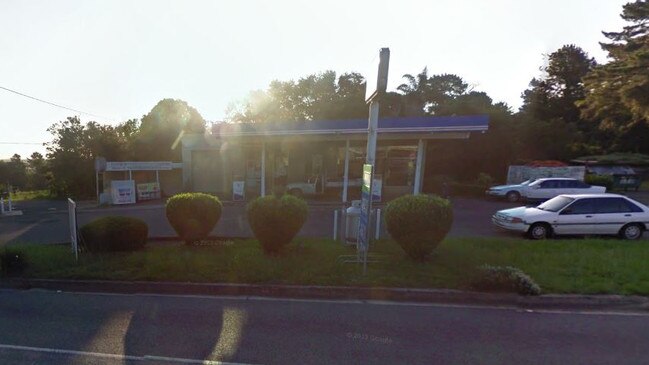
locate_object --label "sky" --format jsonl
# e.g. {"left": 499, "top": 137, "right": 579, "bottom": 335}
{"left": 0, "top": 0, "right": 630, "bottom": 159}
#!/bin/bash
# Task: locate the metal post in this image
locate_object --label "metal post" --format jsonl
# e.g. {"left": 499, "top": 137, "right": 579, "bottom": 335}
{"left": 7, "top": 195, "right": 12, "bottom": 212}
{"left": 333, "top": 209, "right": 339, "bottom": 241}
{"left": 342, "top": 139, "right": 350, "bottom": 203}
{"left": 156, "top": 170, "right": 160, "bottom": 185}
{"left": 414, "top": 139, "right": 425, "bottom": 194}
{"left": 96, "top": 171, "right": 99, "bottom": 205}
{"left": 128, "top": 170, "right": 132, "bottom": 181}
{"left": 261, "top": 142, "right": 266, "bottom": 197}
{"left": 375, "top": 208, "right": 381, "bottom": 240}
{"left": 366, "top": 101, "right": 379, "bottom": 165}
{"left": 0, "top": 197, "right": 4, "bottom": 214}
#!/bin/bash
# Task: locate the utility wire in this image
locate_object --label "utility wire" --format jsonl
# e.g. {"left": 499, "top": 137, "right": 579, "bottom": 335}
{"left": 0, "top": 142, "right": 44, "bottom": 145}
{"left": 0, "top": 85, "right": 112, "bottom": 120}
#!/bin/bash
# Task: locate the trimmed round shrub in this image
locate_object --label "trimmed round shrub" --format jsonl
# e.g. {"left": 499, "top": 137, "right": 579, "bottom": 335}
{"left": 166, "top": 193, "right": 222, "bottom": 245}
{"left": 80, "top": 216, "right": 148, "bottom": 252}
{"left": 384, "top": 194, "right": 453, "bottom": 261}
{"left": 247, "top": 195, "right": 308, "bottom": 254}
{"left": 471, "top": 265, "right": 541, "bottom": 296}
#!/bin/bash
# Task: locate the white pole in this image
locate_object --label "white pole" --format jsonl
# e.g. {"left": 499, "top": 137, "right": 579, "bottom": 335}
{"left": 342, "top": 139, "right": 350, "bottom": 203}
{"left": 96, "top": 171, "right": 99, "bottom": 205}
{"left": 375, "top": 208, "right": 381, "bottom": 240}
{"left": 414, "top": 139, "right": 425, "bottom": 195}
{"left": 366, "top": 101, "right": 379, "bottom": 165}
{"left": 261, "top": 142, "right": 266, "bottom": 197}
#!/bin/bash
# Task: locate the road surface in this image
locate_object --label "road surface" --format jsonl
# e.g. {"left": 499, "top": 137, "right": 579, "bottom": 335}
{"left": 0, "top": 198, "right": 517, "bottom": 245}
{"left": 1, "top": 289, "right": 648, "bottom": 364}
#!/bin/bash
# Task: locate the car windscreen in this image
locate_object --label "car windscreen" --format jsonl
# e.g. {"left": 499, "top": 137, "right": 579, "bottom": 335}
{"left": 537, "top": 196, "right": 574, "bottom": 212}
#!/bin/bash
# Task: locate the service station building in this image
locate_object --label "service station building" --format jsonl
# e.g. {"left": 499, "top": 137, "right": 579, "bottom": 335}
{"left": 179, "top": 115, "right": 489, "bottom": 203}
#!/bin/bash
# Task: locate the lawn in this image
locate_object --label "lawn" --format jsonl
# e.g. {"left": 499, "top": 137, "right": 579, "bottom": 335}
{"left": 6, "top": 237, "right": 649, "bottom": 295}
{"left": 9, "top": 190, "right": 54, "bottom": 201}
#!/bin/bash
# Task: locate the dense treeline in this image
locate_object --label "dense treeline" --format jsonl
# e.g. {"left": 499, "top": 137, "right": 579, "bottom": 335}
{"left": 1, "top": 0, "right": 648, "bottom": 197}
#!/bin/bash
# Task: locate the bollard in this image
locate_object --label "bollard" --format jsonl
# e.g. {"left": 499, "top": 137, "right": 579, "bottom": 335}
{"left": 333, "top": 209, "right": 339, "bottom": 241}
{"left": 0, "top": 197, "right": 4, "bottom": 214}
{"left": 375, "top": 208, "right": 381, "bottom": 240}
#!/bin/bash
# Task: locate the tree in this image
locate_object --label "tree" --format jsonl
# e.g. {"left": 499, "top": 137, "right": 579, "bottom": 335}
{"left": 46, "top": 117, "right": 95, "bottom": 197}
{"left": 397, "top": 69, "right": 469, "bottom": 115}
{"left": 226, "top": 71, "right": 367, "bottom": 123}
{"left": 518, "top": 45, "right": 599, "bottom": 159}
{"left": 0, "top": 154, "right": 28, "bottom": 190}
{"left": 26, "top": 152, "right": 49, "bottom": 190}
{"left": 580, "top": 0, "right": 649, "bottom": 153}
{"left": 46, "top": 116, "right": 136, "bottom": 197}
{"left": 521, "top": 45, "right": 596, "bottom": 123}
{"left": 133, "top": 99, "right": 206, "bottom": 161}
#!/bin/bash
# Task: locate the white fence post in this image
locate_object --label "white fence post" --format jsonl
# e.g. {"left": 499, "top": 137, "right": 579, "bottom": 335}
{"left": 68, "top": 198, "right": 78, "bottom": 261}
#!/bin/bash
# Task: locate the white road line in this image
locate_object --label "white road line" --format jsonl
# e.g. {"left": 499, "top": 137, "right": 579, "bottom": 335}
{"left": 0, "top": 343, "right": 257, "bottom": 365}
{"left": 22, "top": 288, "right": 649, "bottom": 317}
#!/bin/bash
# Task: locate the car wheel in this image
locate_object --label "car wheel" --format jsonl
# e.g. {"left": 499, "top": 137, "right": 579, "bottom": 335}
{"left": 528, "top": 223, "right": 551, "bottom": 240}
{"left": 288, "top": 188, "right": 303, "bottom": 198}
{"left": 506, "top": 191, "right": 521, "bottom": 203}
{"left": 620, "top": 223, "right": 643, "bottom": 240}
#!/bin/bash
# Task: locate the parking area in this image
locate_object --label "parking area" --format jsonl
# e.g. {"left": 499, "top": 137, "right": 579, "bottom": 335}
{"left": 1, "top": 194, "right": 647, "bottom": 245}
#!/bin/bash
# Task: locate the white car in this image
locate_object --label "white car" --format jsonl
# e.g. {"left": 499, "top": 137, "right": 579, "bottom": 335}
{"left": 522, "top": 178, "right": 606, "bottom": 201}
{"left": 485, "top": 179, "right": 534, "bottom": 202}
{"left": 492, "top": 194, "right": 649, "bottom": 240}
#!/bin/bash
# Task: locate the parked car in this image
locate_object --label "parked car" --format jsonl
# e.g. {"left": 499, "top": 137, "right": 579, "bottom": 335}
{"left": 522, "top": 178, "right": 606, "bottom": 201}
{"left": 286, "top": 176, "right": 323, "bottom": 197}
{"left": 492, "top": 194, "right": 649, "bottom": 240}
{"left": 485, "top": 179, "right": 534, "bottom": 202}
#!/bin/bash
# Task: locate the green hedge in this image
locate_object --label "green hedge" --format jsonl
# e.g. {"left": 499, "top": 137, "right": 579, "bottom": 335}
{"left": 585, "top": 174, "right": 614, "bottom": 190}
{"left": 80, "top": 216, "right": 148, "bottom": 252}
{"left": 247, "top": 195, "right": 308, "bottom": 255}
{"left": 384, "top": 194, "right": 453, "bottom": 261}
{"left": 166, "top": 193, "right": 222, "bottom": 245}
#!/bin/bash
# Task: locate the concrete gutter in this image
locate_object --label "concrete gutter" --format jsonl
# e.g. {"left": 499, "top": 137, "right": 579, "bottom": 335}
{"left": 2, "top": 278, "right": 648, "bottom": 312}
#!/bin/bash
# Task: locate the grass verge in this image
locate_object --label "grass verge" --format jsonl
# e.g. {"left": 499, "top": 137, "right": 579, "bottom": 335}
{"left": 5, "top": 237, "right": 649, "bottom": 295}
{"left": 9, "top": 190, "right": 54, "bottom": 201}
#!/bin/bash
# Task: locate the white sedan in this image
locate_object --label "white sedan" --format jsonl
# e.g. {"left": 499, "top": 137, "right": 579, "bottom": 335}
{"left": 492, "top": 194, "right": 649, "bottom": 240}
{"left": 522, "top": 178, "right": 606, "bottom": 201}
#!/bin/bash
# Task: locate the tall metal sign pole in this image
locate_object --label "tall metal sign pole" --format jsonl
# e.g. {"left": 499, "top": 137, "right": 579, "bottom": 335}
{"left": 358, "top": 48, "right": 390, "bottom": 274}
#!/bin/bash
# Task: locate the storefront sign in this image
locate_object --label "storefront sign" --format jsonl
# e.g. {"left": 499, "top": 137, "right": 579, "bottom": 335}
{"left": 137, "top": 182, "right": 160, "bottom": 200}
{"left": 106, "top": 161, "right": 173, "bottom": 171}
{"left": 111, "top": 180, "right": 136, "bottom": 204}
{"left": 233, "top": 181, "right": 245, "bottom": 201}
{"left": 371, "top": 175, "right": 382, "bottom": 202}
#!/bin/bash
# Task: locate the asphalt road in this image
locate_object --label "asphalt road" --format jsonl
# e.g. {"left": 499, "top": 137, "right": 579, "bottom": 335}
{"left": 1, "top": 289, "right": 649, "bottom": 364}
{"left": 0, "top": 198, "right": 516, "bottom": 245}
{"left": 3, "top": 194, "right": 648, "bottom": 245}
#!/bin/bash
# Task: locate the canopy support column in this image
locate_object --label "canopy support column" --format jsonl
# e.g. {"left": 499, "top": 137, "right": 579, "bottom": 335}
{"left": 342, "top": 139, "right": 350, "bottom": 203}
{"left": 413, "top": 139, "right": 426, "bottom": 195}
